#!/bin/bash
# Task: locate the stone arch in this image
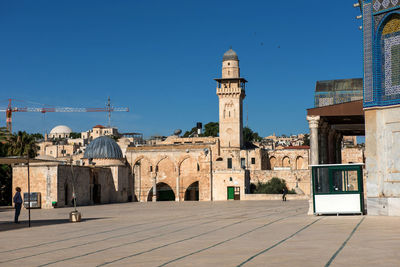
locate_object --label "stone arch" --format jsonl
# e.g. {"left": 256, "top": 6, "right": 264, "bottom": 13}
{"left": 132, "top": 156, "right": 154, "bottom": 202}
{"left": 184, "top": 181, "right": 199, "bottom": 201}
{"left": 179, "top": 156, "right": 200, "bottom": 200}
{"left": 147, "top": 182, "right": 176, "bottom": 201}
{"left": 177, "top": 155, "right": 191, "bottom": 173}
{"left": 269, "top": 156, "right": 277, "bottom": 169}
{"left": 282, "top": 156, "right": 290, "bottom": 167}
{"left": 132, "top": 155, "right": 153, "bottom": 168}
{"left": 296, "top": 156, "right": 305, "bottom": 170}
{"left": 156, "top": 156, "right": 176, "bottom": 180}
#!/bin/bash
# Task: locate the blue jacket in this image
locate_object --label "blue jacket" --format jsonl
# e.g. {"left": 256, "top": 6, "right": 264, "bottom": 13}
{"left": 13, "top": 191, "right": 22, "bottom": 204}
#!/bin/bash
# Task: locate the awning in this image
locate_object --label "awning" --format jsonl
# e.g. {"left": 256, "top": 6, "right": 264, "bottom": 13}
{"left": 307, "top": 100, "right": 365, "bottom": 136}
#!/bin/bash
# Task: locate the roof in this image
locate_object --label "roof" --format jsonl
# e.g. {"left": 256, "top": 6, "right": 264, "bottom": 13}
{"left": 0, "top": 156, "right": 62, "bottom": 164}
{"left": 222, "top": 48, "right": 238, "bottom": 61}
{"left": 316, "top": 78, "right": 362, "bottom": 92}
{"left": 284, "top": 146, "right": 310, "bottom": 150}
{"left": 50, "top": 125, "right": 72, "bottom": 134}
{"left": 307, "top": 100, "right": 365, "bottom": 136}
{"left": 93, "top": 125, "right": 105, "bottom": 129}
{"left": 83, "top": 136, "right": 123, "bottom": 159}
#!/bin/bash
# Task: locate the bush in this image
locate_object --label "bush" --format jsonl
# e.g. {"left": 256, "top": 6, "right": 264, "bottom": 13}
{"left": 253, "top": 177, "right": 296, "bottom": 194}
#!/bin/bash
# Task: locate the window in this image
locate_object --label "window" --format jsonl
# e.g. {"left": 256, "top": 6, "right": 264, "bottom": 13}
{"left": 251, "top": 158, "right": 255, "bottom": 164}
{"left": 228, "top": 62, "right": 230, "bottom": 66}
{"left": 240, "top": 158, "right": 245, "bottom": 169}
{"left": 149, "top": 166, "right": 153, "bottom": 172}
{"left": 227, "top": 158, "right": 232, "bottom": 169}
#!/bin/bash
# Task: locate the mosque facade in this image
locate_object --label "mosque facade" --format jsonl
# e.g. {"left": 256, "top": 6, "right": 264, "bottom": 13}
{"left": 361, "top": 1, "right": 400, "bottom": 215}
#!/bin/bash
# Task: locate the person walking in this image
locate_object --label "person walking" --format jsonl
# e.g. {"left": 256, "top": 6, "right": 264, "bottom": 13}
{"left": 13, "top": 187, "right": 23, "bottom": 223}
{"left": 282, "top": 187, "right": 287, "bottom": 202}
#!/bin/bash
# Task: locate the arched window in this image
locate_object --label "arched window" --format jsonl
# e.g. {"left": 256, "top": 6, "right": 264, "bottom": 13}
{"left": 296, "top": 156, "right": 305, "bottom": 170}
{"left": 377, "top": 14, "right": 400, "bottom": 101}
{"left": 269, "top": 156, "right": 276, "bottom": 169}
{"left": 282, "top": 156, "right": 290, "bottom": 168}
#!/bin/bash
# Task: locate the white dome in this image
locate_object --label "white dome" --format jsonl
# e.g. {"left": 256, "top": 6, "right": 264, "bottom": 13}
{"left": 50, "top": 125, "right": 72, "bottom": 134}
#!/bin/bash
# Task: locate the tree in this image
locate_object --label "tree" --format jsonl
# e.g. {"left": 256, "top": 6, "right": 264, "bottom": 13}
{"left": 302, "top": 134, "right": 310, "bottom": 146}
{"left": 243, "top": 127, "right": 262, "bottom": 145}
{"left": 7, "top": 131, "right": 39, "bottom": 158}
{"left": 69, "top": 132, "right": 81, "bottom": 139}
{"left": 183, "top": 127, "right": 198, "bottom": 138}
{"left": 203, "top": 122, "right": 219, "bottom": 137}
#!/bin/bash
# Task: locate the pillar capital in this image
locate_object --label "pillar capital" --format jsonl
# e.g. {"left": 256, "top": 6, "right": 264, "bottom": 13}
{"left": 307, "top": 115, "right": 320, "bottom": 129}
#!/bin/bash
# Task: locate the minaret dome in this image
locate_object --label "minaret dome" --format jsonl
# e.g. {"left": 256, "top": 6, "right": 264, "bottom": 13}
{"left": 222, "top": 48, "right": 240, "bottom": 78}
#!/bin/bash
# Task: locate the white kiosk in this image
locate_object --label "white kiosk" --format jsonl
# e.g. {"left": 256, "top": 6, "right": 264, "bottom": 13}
{"left": 311, "top": 164, "right": 364, "bottom": 215}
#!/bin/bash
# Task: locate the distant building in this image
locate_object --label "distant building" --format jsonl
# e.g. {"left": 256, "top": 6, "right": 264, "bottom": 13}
{"left": 314, "top": 78, "right": 363, "bottom": 107}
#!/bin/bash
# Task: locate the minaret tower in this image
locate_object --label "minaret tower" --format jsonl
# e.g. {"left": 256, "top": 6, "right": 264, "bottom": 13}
{"left": 215, "top": 48, "right": 247, "bottom": 149}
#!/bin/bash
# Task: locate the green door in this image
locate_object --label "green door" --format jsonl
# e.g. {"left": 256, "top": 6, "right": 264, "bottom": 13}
{"left": 227, "top": 187, "right": 235, "bottom": 200}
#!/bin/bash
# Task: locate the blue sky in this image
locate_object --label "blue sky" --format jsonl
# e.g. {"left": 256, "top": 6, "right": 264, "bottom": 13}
{"left": 0, "top": 0, "right": 363, "bottom": 138}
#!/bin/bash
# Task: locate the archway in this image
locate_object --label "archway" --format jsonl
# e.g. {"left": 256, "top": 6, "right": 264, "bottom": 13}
{"left": 147, "top": 182, "right": 175, "bottom": 201}
{"left": 184, "top": 181, "right": 199, "bottom": 201}
{"left": 296, "top": 156, "right": 305, "bottom": 170}
{"left": 269, "top": 156, "right": 276, "bottom": 170}
{"left": 282, "top": 156, "right": 290, "bottom": 167}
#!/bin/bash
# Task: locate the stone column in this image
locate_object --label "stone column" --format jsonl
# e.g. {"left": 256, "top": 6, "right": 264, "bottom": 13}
{"left": 307, "top": 115, "right": 320, "bottom": 215}
{"left": 307, "top": 116, "right": 320, "bottom": 166}
{"left": 335, "top": 133, "right": 343, "bottom": 164}
{"left": 320, "top": 122, "right": 329, "bottom": 164}
{"left": 176, "top": 172, "right": 180, "bottom": 202}
{"left": 328, "top": 129, "right": 336, "bottom": 164}
{"left": 152, "top": 173, "right": 157, "bottom": 202}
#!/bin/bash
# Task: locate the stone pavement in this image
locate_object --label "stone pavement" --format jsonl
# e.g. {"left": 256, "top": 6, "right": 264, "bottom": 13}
{"left": 0, "top": 200, "right": 399, "bottom": 267}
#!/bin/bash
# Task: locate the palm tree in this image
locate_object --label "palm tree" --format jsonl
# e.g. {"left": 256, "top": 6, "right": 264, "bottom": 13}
{"left": 7, "top": 131, "right": 39, "bottom": 158}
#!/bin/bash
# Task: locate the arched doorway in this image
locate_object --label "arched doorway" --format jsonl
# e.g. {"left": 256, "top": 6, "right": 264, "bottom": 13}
{"left": 147, "top": 182, "right": 175, "bottom": 201}
{"left": 184, "top": 181, "right": 199, "bottom": 201}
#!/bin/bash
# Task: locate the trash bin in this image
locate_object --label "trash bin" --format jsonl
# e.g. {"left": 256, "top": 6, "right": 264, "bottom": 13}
{"left": 69, "top": 211, "right": 81, "bottom": 222}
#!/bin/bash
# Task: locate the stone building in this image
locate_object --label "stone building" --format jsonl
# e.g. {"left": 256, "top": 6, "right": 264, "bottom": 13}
{"left": 12, "top": 136, "right": 132, "bottom": 208}
{"left": 126, "top": 49, "right": 311, "bottom": 202}
{"left": 48, "top": 125, "right": 72, "bottom": 139}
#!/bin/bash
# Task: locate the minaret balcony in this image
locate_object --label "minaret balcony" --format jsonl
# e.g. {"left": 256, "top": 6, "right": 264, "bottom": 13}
{"left": 216, "top": 87, "right": 245, "bottom": 95}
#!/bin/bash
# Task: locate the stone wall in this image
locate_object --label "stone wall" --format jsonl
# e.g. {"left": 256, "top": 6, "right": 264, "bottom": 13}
{"left": 365, "top": 107, "right": 400, "bottom": 215}
{"left": 12, "top": 164, "right": 131, "bottom": 209}
{"left": 242, "top": 194, "right": 308, "bottom": 201}
{"left": 249, "top": 169, "right": 311, "bottom": 196}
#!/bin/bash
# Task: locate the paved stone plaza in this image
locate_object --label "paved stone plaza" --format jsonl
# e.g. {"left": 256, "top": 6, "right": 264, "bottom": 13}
{"left": 0, "top": 200, "right": 399, "bottom": 267}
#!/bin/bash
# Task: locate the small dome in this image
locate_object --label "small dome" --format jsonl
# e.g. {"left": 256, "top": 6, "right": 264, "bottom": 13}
{"left": 223, "top": 48, "right": 238, "bottom": 61}
{"left": 84, "top": 136, "right": 123, "bottom": 159}
{"left": 50, "top": 125, "right": 72, "bottom": 134}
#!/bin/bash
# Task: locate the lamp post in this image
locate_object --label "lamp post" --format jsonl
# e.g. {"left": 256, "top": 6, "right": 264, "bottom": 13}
{"left": 69, "top": 157, "right": 81, "bottom": 222}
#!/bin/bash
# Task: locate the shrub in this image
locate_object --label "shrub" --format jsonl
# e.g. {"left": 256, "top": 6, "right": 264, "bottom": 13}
{"left": 253, "top": 177, "right": 296, "bottom": 194}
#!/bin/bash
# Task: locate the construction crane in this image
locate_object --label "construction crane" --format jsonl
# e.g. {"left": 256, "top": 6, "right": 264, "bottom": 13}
{"left": 0, "top": 97, "right": 129, "bottom": 132}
